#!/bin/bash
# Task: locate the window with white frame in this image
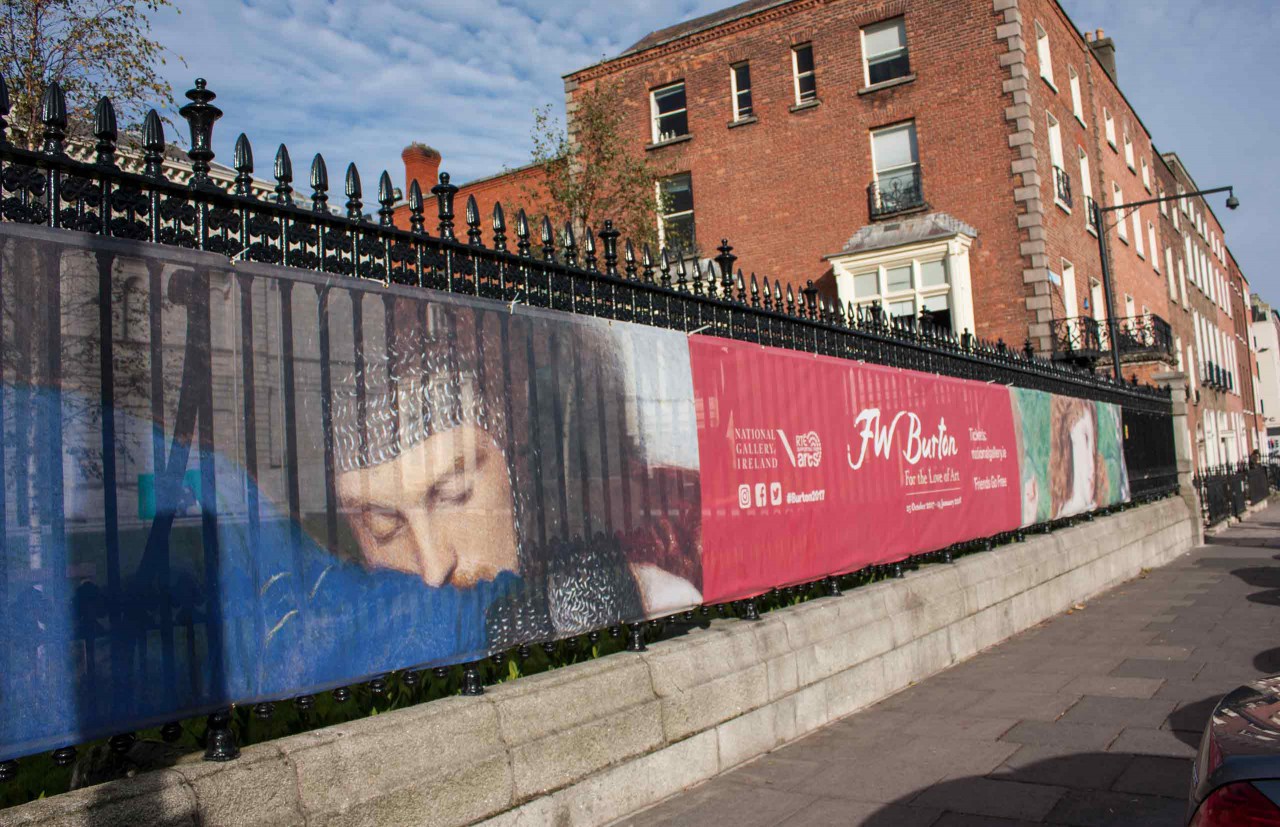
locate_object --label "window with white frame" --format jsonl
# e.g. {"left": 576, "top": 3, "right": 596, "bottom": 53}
{"left": 1104, "top": 108, "right": 1116, "bottom": 147}
{"left": 1148, "top": 222, "right": 1158, "bottom": 269}
{"left": 1035, "top": 22, "right": 1054, "bottom": 87}
{"left": 1194, "top": 311, "right": 1203, "bottom": 373}
{"left": 650, "top": 82, "right": 688, "bottom": 143}
{"left": 1158, "top": 186, "right": 1166, "bottom": 215}
{"left": 1177, "top": 256, "right": 1187, "bottom": 306}
{"left": 862, "top": 17, "right": 910, "bottom": 85}
{"left": 1141, "top": 158, "right": 1150, "bottom": 191}
{"left": 848, "top": 257, "right": 952, "bottom": 329}
{"left": 1133, "top": 207, "right": 1144, "bottom": 257}
{"left": 1069, "top": 68, "right": 1083, "bottom": 123}
{"left": 1165, "top": 247, "right": 1176, "bottom": 297}
{"left": 730, "top": 62, "right": 753, "bottom": 121}
{"left": 870, "top": 121, "right": 920, "bottom": 209}
{"left": 1123, "top": 130, "right": 1135, "bottom": 170}
{"left": 1061, "top": 259, "right": 1078, "bottom": 329}
{"left": 658, "top": 173, "right": 695, "bottom": 252}
{"left": 1047, "top": 113, "right": 1067, "bottom": 208}
{"left": 1078, "top": 147, "right": 1094, "bottom": 231}
{"left": 1113, "top": 183, "right": 1127, "bottom": 240}
{"left": 1124, "top": 294, "right": 1135, "bottom": 319}
{"left": 792, "top": 44, "right": 817, "bottom": 104}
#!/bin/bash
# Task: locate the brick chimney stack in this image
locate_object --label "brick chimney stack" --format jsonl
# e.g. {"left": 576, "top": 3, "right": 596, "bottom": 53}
{"left": 401, "top": 143, "right": 442, "bottom": 193}
{"left": 1089, "top": 28, "right": 1117, "bottom": 83}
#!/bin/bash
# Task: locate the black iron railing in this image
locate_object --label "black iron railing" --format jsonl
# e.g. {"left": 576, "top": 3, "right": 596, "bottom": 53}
{"left": 1113, "top": 313, "right": 1174, "bottom": 362}
{"left": 1193, "top": 462, "right": 1275, "bottom": 527}
{"left": 1049, "top": 315, "right": 1104, "bottom": 363}
{"left": 1123, "top": 405, "right": 1180, "bottom": 500}
{"left": 0, "top": 79, "right": 1171, "bottom": 414}
{"left": 1051, "top": 314, "right": 1174, "bottom": 365}
{"left": 0, "top": 77, "right": 1183, "bottom": 788}
{"left": 1248, "top": 465, "right": 1270, "bottom": 505}
{"left": 1053, "top": 165, "right": 1072, "bottom": 208}
{"left": 868, "top": 172, "right": 926, "bottom": 219}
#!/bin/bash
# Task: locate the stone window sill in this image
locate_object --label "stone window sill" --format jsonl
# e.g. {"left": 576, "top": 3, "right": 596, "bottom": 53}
{"left": 789, "top": 99, "right": 821, "bottom": 113}
{"left": 645, "top": 134, "right": 692, "bottom": 151}
{"left": 858, "top": 73, "right": 916, "bottom": 96}
{"left": 728, "top": 115, "right": 758, "bottom": 129}
{"left": 1055, "top": 198, "right": 1072, "bottom": 215}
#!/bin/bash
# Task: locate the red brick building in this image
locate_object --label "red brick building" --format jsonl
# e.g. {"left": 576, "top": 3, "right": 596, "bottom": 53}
{"left": 395, "top": 0, "right": 1254, "bottom": 469}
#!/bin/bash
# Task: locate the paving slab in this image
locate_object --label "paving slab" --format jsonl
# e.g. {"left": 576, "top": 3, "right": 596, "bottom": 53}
{"left": 991, "top": 744, "right": 1134, "bottom": 790}
{"left": 1111, "top": 756, "right": 1193, "bottom": 799}
{"left": 1044, "top": 789, "right": 1185, "bottom": 827}
{"left": 1057, "top": 696, "right": 1177, "bottom": 728}
{"left": 1059, "top": 676, "right": 1164, "bottom": 699}
{"left": 618, "top": 506, "right": 1280, "bottom": 826}
{"left": 999, "top": 720, "right": 1124, "bottom": 751}
{"left": 908, "top": 777, "right": 1066, "bottom": 821}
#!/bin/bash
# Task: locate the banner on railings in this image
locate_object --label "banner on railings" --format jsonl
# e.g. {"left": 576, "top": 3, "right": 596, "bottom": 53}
{"left": 0, "top": 223, "right": 1125, "bottom": 760}
{"left": 0, "top": 225, "right": 704, "bottom": 759}
{"left": 691, "top": 338, "right": 1130, "bottom": 603}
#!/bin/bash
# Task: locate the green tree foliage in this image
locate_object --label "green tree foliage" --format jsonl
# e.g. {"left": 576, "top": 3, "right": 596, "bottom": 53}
{"left": 0, "top": 0, "right": 183, "bottom": 149}
{"left": 525, "top": 81, "right": 668, "bottom": 251}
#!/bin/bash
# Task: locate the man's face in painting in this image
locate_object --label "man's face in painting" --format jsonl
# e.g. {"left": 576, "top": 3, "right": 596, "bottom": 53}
{"left": 336, "top": 423, "right": 518, "bottom": 588}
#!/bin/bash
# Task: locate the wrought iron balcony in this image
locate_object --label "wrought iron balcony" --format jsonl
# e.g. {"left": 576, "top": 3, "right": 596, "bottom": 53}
{"left": 1049, "top": 315, "right": 1104, "bottom": 365}
{"left": 1113, "top": 313, "right": 1174, "bottom": 362}
{"left": 868, "top": 172, "right": 926, "bottom": 219}
{"left": 1051, "top": 313, "right": 1174, "bottom": 366}
{"left": 1053, "top": 165, "right": 1072, "bottom": 208}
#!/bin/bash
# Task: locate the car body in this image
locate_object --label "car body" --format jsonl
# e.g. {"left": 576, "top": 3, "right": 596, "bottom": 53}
{"left": 1188, "top": 675, "right": 1280, "bottom": 825}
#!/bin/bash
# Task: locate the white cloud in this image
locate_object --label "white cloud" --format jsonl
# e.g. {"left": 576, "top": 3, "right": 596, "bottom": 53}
{"left": 150, "top": 0, "right": 725, "bottom": 194}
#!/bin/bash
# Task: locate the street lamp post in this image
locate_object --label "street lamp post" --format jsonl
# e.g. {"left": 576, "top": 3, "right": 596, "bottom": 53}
{"left": 1091, "top": 185, "right": 1238, "bottom": 381}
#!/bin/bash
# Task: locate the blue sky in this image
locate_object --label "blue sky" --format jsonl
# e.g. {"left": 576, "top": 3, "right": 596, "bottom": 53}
{"left": 151, "top": 0, "right": 1275, "bottom": 298}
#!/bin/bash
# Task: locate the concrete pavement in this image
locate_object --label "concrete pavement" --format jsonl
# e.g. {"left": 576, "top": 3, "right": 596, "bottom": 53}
{"left": 615, "top": 504, "right": 1280, "bottom": 827}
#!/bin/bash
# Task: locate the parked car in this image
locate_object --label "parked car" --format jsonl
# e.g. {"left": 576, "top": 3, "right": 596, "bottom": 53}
{"left": 1188, "top": 675, "right": 1280, "bottom": 824}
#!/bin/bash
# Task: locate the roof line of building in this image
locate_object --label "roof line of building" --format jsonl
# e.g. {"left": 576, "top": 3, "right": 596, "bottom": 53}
{"left": 566, "top": 0, "right": 1154, "bottom": 155}
{"left": 1046, "top": 0, "right": 1158, "bottom": 146}
{"left": 454, "top": 157, "right": 548, "bottom": 190}
{"left": 1161, "top": 149, "right": 1233, "bottom": 250}
{"left": 563, "top": 0, "right": 805, "bottom": 79}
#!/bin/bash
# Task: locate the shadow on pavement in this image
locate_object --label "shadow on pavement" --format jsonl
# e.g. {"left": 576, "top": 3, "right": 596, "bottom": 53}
{"left": 1167, "top": 697, "right": 1220, "bottom": 748}
{"left": 1257, "top": 647, "right": 1280, "bottom": 674}
{"left": 1205, "top": 535, "right": 1280, "bottom": 549}
{"left": 1232, "top": 566, "right": 1280, "bottom": 607}
{"left": 858, "top": 752, "right": 1190, "bottom": 826}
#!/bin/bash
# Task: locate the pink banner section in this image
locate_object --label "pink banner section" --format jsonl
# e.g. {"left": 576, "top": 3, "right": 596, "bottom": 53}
{"left": 691, "top": 335, "right": 1023, "bottom": 604}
